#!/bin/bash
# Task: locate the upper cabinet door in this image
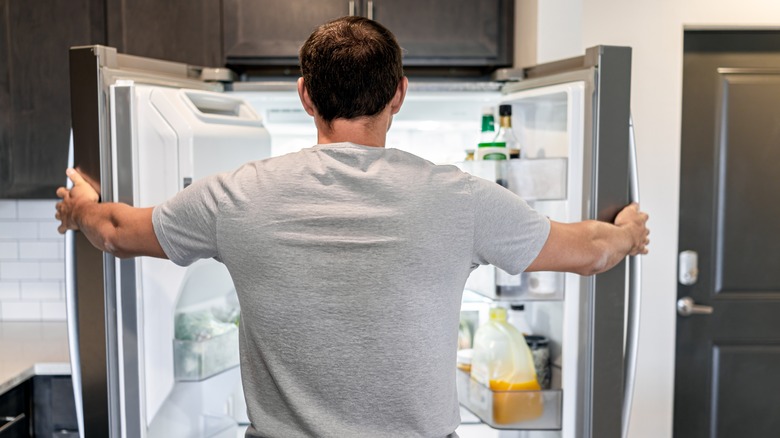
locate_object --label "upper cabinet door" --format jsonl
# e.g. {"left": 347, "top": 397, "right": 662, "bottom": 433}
{"left": 0, "top": 0, "right": 105, "bottom": 198}
{"left": 369, "top": 0, "right": 513, "bottom": 68}
{"left": 223, "top": 0, "right": 353, "bottom": 68}
{"left": 221, "top": 0, "right": 513, "bottom": 72}
{"left": 106, "top": 0, "right": 223, "bottom": 67}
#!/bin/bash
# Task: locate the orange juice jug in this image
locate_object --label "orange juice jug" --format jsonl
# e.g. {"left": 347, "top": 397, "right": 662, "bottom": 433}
{"left": 470, "top": 306, "right": 543, "bottom": 424}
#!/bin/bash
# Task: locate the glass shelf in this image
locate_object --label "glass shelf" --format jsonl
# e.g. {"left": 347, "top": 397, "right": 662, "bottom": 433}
{"left": 457, "top": 370, "right": 562, "bottom": 430}
{"left": 465, "top": 267, "right": 565, "bottom": 302}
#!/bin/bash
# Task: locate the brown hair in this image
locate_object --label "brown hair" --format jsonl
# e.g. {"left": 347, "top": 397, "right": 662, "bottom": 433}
{"left": 299, "top": 16, "right": 404, "bottom": 123}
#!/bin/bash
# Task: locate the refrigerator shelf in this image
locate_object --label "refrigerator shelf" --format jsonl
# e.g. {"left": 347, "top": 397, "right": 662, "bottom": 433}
{"left": 173, "top": 329, "right": 240, "bottom": 381}
{"left": 456, "top": 370, "right": 562, "bottom": 430}
{"left": 465, "top": 268, "right": 565, "bottom": 302}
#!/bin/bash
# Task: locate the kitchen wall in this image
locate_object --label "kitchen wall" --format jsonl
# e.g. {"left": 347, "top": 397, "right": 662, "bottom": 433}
{"left": 530, "top": 0, "right": 780, "bottom": 437}
{"left": 0, "top": 200, "right": 65, "bottom": 321}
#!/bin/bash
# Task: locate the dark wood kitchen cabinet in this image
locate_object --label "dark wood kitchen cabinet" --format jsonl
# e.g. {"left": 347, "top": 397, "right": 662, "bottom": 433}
{"left": 1, "top": 0, "right": 220, "bottom": 198}
{"left": 223, "top": 0, "right": 513, "bottom": 74}
{"left": 369, "top": 0, "right": 513, "bottom": 68}
{"left": 33, "top": 376, "right": 79, "bottom": 437}
{"left": 105, "top": 0, "right": 222, "bottom": 67}
{"left": 0, "top": 0, "right": 105, "bottom": 198}
{"left": 0, "top": 379, "right": 32, "bottom": 436}
{"left": 223, "top": 0, "right": 351, "bottom": 70}
{"left": 0, "top": 376, "right": 78, "bottom": 437}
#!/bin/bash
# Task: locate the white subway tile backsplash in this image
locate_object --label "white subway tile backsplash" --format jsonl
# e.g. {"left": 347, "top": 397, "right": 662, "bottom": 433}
{"left": 0, "top": 261, "right": 40, "bottom": 280}
{"left": 38, "top": 221, "right": 63, "bottom": 239}
{"left": 0, "top": 201, "right": 17, "bottom": 219}
{"left": 1, "top": 200, "right": 67, "bottom": 321}
{"left": 0, "top": 242, "right": 18, "bottom": 259}
{"left": 21, "top": 282, "right": 61, "bottom": 300}
{"left": 1, "top": 301, "right": 42, "bottom": 321}
{"left": 0, "top": 282, "right": 20, "bottom": 300}
{"left": 19, "top": 241, "right": 61, "bottom": 260}
{"left": 18, "top": 200, "right": 58, "bottom": 219}
{"left": 41, "top": 301, "right": 66, "bottom": 321}
{"left": 0, "top": 222, "right": 38, "bottom": 239}
{"left": 40, "top": 262, "right": 65, "bottom": 280}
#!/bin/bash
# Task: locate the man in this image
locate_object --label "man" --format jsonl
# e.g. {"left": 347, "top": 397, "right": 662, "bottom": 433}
{"left": 56, "top": 16, "right": 649, "bottom": 438}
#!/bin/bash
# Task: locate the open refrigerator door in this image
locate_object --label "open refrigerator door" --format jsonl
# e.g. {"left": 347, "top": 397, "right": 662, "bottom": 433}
{"left": 454, "top": 46, "right": 636, "bottom": 438}
{"left": 68, "top": 46, "right": 271, "bottom": 437}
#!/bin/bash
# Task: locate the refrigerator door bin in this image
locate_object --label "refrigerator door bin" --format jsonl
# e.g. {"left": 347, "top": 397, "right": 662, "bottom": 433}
{"left": 456, "top": 158, "right": 568, "bottom": 201}
{"left": 173, "top": 329, "right": 240, "bottom": 381}
{"left": 457, "top": 370, "right": 562, "bottom": 430}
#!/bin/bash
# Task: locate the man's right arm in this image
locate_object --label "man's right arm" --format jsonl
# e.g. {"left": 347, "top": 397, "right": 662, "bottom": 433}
{"left": 525, "top": 203, "right": 649, "bottom": 276}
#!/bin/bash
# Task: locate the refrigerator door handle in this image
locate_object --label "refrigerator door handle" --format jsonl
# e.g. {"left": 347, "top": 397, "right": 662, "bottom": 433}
{"left": 65, "top": 133, "right": 85, "bottom": 438}
{"left": 622, "top": 115, "right": 642, "bottom": 438}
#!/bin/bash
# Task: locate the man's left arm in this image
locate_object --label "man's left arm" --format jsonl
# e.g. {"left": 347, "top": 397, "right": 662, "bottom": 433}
{"left": 55, "top": 168, "right": 167, "bottom": 259}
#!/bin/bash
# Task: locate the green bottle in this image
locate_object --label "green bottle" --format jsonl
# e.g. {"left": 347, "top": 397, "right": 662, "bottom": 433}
{"left": 478, "top": 106, "right": 507, "bottom": 160}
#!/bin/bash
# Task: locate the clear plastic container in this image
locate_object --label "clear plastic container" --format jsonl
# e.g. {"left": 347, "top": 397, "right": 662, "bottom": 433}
{"left": 174, "top": 328, "right": 239, "bottom": 381}
{"left": 457, "top": 348, "right": 473, "bottom": 374}
{"left": 470, "top": 306, "right": 543, "bottom": 424}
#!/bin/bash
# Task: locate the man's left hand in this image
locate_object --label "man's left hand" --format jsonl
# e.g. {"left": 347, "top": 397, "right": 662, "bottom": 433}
{"left": 55, "top": 168, "right": 99, "bottom": 234}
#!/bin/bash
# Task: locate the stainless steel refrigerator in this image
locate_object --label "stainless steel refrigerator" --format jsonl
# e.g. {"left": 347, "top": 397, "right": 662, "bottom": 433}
{"left": 66, "top": 44, "right": 640, "bottom": 438}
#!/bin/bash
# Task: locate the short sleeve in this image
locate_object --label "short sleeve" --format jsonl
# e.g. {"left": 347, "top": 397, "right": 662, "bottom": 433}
{"left": 152, "top": 176, "right": 224, "bottom": 266}
{"left": 470, "top": 175, "right": 551, "bottom": 274}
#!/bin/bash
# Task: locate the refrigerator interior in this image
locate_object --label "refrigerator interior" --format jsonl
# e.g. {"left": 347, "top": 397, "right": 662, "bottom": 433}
{"left": 230, "top": 88, "right": 501, "bottom": 164}
{"left": 234, "top": 83, "right": 584, "bottom": 436}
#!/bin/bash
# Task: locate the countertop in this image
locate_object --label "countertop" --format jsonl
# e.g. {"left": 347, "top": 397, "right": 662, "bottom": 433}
{"left": 0, "top": 321, "right": 71, "bottom": 396}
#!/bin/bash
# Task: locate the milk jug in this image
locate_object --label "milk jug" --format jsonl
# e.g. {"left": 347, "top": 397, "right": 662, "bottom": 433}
{"left": 471, "top": 306, "right": 543, "bottom": 424}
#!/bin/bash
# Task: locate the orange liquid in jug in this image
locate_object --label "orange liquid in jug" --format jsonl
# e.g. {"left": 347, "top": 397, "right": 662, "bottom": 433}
{"left": 489, "top": 378, "right": 544, "bottom": 425}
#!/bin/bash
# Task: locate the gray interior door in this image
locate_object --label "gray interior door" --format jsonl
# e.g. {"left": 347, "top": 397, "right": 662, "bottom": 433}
{"left": 675, "top": 30, "right": 780, "bottom": 437}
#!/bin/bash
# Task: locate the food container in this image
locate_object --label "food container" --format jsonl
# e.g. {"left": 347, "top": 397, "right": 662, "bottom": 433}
{"left": 174, "top": 328, "right": 240, "bottom": 381}
{"left": 457, "top": 349, "right": 473, "bottom": 374}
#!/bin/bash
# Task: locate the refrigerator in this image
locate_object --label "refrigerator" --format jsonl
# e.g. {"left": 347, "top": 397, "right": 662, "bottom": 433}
{"left": 66, "top": 44, "right": 640, "bottom": 438}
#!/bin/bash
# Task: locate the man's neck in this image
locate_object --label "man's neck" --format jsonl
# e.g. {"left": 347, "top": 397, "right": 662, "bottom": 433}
{"left": 315, "top": 113, "right": 391, "bottom": 148}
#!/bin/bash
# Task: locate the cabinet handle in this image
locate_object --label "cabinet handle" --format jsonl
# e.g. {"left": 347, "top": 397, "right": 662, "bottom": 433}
{"left": 348, "top": 0, "right": 355, "bottom": 16}
{"left": 0, "top": 414, "right": 25, "bottom": 434}
{"left": 367, "top": 0, "right": 374, "bottom": 20}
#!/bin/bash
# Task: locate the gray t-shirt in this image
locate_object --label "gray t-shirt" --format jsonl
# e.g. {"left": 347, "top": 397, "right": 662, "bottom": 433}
{"left": 152, "top": 142, "right": 550, "bottom": 438}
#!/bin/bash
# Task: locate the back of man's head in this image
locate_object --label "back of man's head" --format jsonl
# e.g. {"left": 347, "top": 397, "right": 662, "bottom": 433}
{"left": 299, "top": 16, "right": 404, "bottom": 123}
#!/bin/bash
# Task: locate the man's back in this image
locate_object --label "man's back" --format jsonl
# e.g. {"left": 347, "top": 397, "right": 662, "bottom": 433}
{"left": 153, "top": 142, "right": 550, "bottom": 437}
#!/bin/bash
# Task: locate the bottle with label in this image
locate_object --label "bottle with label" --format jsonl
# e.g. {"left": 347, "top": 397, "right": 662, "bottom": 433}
{"left": 470, "top": 306, "right": 543, "bottom": 424}
{"left": 479, "top": 106, "right": 496, "bottom": 146}
{"left": 476, "top": 106, "right": 508, "bottom": 161}
{"left": 493, "top": 104, "right": 521, "bottom": 158}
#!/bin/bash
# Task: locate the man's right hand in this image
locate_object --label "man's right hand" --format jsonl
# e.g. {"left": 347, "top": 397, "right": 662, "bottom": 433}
{"left": 526, "top": 203, "right": 650, "bottom": 276}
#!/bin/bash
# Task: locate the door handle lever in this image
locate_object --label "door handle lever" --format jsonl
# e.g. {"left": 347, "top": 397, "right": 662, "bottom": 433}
{"left": 677, "top": 296, "right": 713, "bottom": 316}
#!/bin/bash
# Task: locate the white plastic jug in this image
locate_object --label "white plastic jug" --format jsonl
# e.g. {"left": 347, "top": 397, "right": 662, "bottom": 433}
{"left": 470, "top": 306, "right": 543, "bottom": 424}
